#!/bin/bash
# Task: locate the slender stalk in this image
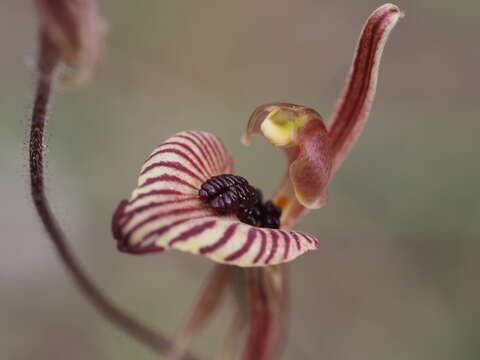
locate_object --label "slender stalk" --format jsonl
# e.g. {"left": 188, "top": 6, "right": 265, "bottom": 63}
{"left": 267, "top": 265, "right": 289, "bottom": 360}
{"left": 213, "top": 267, "right": 248, "bottom": 360}
{"left": 29, "top": 36, "right": 199, "bottom": 360}
{"left": 217, "top": 309, "right": 247, "bottom": 360}
{"left": 242, "top": 266, "right": 289, "bottom": 360}
{"left": 167, "top": 265, "right": 232, "bottom": 360}
{"left": 242, "top": 268, "right": 272, "bottom": 360}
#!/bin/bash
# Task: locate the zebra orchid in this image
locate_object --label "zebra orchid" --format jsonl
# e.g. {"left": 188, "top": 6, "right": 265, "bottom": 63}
{"left": 112, "top": 3, "right": 402, "bottom": 264}
{"left": 111, "top": 4, "right": 402, "bottom": 359}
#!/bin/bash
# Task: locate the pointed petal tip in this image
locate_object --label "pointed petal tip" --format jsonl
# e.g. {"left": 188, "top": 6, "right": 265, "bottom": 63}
{"left": 374, "top": 3, "right": 404, "bottom": 27}
{"left": 380, "top": 3, "right": 404, "bottom": 17}
{"left": 371, "top": 4, "right": 404, "bottom": 30}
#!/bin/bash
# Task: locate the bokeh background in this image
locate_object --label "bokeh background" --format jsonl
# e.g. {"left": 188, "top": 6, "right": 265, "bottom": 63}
{"left": 1, "top": 0, "right": 479, "bottom": 359}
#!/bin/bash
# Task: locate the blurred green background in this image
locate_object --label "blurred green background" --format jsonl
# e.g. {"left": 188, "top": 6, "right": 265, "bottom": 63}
{"left": 1, "top": 0, "right": 479, "bottom": 359}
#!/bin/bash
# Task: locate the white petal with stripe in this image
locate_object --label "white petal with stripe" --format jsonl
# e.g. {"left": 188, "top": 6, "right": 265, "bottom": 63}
{"left": 112, "top": 131, "right": 319, "bottom": 267}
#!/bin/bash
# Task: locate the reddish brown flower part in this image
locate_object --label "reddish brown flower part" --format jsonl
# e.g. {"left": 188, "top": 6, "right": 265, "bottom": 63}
{"left": 35, "top": 0, "right": 106, "bottom": 84}
{"left": 243, "top": 4, "right": 403, "bottom": 228}
{"left": 329, "top": 3, "right": 403, "bottom": 171}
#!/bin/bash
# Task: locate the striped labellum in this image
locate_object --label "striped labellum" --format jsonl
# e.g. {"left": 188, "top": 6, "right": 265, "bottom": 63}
{"left": 112, "top": 131, "right": 319, "bottom": 267}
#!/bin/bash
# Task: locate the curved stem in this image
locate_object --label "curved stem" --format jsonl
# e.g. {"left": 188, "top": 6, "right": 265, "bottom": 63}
{"left": 29, "top": 36, "right": 200, "bottom": 360}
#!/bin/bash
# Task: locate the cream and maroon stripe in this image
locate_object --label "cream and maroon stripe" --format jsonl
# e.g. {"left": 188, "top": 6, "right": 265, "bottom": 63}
{"left": 112, "top": 131, "right": 320, "bottom": 267}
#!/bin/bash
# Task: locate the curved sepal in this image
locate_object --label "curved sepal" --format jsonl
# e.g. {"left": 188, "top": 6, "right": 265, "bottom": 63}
{"left": 329, "top": 3, "right": 403, "bottom": 171}
{"left": 112, "top": 131, "right": 319, "bottom": 267}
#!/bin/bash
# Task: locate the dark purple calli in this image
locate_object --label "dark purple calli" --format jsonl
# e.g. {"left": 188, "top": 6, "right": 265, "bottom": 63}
{"left": 112, "top": 3, "right": 402, "bottom": 359}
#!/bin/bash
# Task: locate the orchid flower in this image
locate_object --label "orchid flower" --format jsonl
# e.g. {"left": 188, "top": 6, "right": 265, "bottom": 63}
{"left": 112, "top": 4, "right": 402, "bottom": 359}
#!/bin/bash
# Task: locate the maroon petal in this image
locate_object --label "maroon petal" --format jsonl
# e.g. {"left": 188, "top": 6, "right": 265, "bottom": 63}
{"left": 329, "top": 4, "right": 403, "bottom": 171}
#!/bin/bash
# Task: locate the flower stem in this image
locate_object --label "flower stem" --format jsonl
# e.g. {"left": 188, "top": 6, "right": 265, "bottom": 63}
{"left": 29, "top": 36, "right": 199, "bottom": 360}
{"left": 167, "top": 264, "right": 232, "bottom": 360}
{"left": 242, "top": 266, "right": 289, "bottom": 360}
{"left": 217, "top": 308, "right": 247, "bottom": 360}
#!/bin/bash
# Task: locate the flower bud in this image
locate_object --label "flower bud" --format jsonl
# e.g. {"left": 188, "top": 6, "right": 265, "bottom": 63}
{"left": 35, "top": 0, "right": 106, "bottom": 85}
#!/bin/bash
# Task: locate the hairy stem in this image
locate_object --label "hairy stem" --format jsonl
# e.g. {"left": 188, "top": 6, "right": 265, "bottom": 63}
{"left": 29, "top": 36, "right": 199, "bottom": 360}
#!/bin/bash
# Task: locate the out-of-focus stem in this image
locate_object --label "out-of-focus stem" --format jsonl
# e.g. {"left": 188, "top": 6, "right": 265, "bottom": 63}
{"left": 216, "top": 268, "right": 248, "bottom": 360}
{"left": 242, "top": 266, "right": 289, "bottom": 360}
{"left": 167, "top": 265, "right": 232, "bottom": 360}
{"left": 217, "top": 309, "right": 247, "bottom": 360}
{"left": 242, "top": 269, "right": 272, "bottom": 360}
{"left": 29, "top": 36, "right": 199, "bottom": 360}
{"left": 267, "top": 265, "right": 289, "bottom": 359}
